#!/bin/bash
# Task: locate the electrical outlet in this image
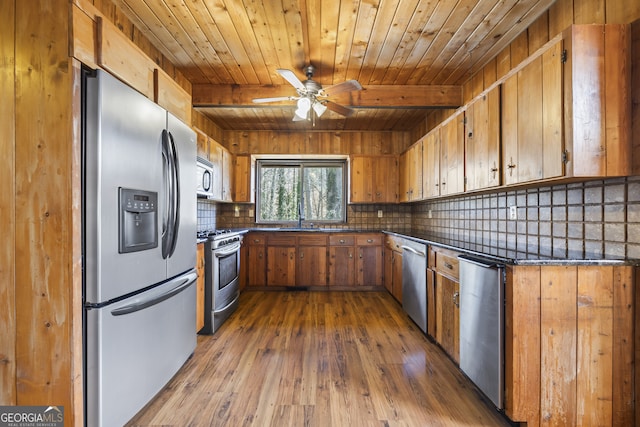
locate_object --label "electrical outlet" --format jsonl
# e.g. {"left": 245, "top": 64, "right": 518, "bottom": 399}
{"left": 248, "top": 208, "right": 254, "bottom": 217}
{"left": 234, "top": 206, "right": 240, "bottom": 217}
{"left": 428, "top": 209, "right": 433, "bottom": 219}
{"left": 377, "top": 210, "right": 383, "bottom": 218}
{"left": 509, "top": 205, "right": 517, "bottom": 220}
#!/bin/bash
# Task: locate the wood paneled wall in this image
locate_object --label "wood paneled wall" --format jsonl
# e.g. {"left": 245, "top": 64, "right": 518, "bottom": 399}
{"left": 223, "top": 130, "right": 411, "bottom": 156}
{"left": 0, "top": 0, "right": 16, "bottom": 406}
{"left": 1, "top": 0, "right": 83, "bottom": 423}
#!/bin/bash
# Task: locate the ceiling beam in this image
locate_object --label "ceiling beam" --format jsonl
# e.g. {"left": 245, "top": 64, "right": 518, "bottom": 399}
{"left": 192, "top": 84, "right": 462, "bottom": 108}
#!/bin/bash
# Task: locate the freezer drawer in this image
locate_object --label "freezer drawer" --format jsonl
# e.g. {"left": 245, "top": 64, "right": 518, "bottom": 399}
{"left": 85, "top": 271, "right": 197, "bottom": 427}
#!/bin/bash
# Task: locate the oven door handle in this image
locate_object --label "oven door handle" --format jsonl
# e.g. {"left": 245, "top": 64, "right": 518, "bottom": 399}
{"left": 214, "top": 243, "right": 241, "bottom": 257}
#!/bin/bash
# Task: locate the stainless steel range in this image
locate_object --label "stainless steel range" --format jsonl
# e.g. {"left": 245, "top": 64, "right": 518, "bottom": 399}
{"left": 198, "top": 229, "right": 243, "bottom": 334}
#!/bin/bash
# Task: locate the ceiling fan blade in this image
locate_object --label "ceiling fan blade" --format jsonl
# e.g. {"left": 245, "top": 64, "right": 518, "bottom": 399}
{"left": 252, "top": 96, "right": 294, "bottom": 104}
{"left": 321, "top": 80, "right": 362, "bottom": 97}
{"left": 277, "top": 69, "right": 305, "bottom": 90}
{"left": 325, "top": 101, "right": 355, "bottom": 117}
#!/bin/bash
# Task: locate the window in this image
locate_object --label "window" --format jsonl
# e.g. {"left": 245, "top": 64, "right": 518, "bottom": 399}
{"left": 256, "top": 159, "right": 346, "bottom": 224}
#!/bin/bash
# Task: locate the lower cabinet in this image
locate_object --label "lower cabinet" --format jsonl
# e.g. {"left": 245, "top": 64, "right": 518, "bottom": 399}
{"left": 247, "top": 233, "right": 267, "bottom": 287}
{"left": 329, "top": 234, "right": 356, "bottom": 287}
{"left": 297, "top": 234, "right": 329, "bottom": 286}
{"left": 429, "top": 246, "right": 460, "bottom": 363}
{"left": 356, "top": 234, "right": 383, "bottom": 287}
{"left": 196, "top": 242, "right": 205, "bottom": 332}
{"left": 384, "top": 235, "right": 403, "bottom": 302}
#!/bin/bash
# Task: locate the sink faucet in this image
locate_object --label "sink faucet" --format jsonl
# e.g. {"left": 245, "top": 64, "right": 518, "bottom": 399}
{"left": 297, "top": 202, "right": 304, "bottom": 228}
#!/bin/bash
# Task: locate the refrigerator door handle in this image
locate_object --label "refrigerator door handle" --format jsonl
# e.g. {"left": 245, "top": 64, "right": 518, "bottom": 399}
{"left": 168, "top": 131, "right": 180, "bottom": 257}
{"left": 161, "top": 129, "right": 178, "bottom": 259}
{"left": 110, "top": 271, "right": 197, "bottom": 316}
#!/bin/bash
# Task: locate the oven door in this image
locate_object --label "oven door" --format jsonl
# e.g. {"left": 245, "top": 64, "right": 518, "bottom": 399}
{"left": 213, "top": 242, "right": 241, "bottom": 310}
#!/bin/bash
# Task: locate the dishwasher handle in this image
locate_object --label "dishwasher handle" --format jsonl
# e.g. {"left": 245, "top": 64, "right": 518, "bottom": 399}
{"left": 401, "top": 245, "right": 426, "bottom": 258}
{"left": 458, "top": 254, "right": 503, "bottom": 269}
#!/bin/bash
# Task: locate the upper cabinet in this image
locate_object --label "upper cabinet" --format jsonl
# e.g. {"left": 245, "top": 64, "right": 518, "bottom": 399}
{"left": 399, "top": 140, "right": 423, "bottom": 202}
{"left": 502, "top": 39, "right": 563, "bottom": 185}
{"left": 422, "top": 129, "right": 440, "bottom": 199}
{"left": 465, "top": 86, "right": 501, "bottom": 191}
{"left": 439, "top": 111, "right": 465, "bottom": 196}
{"left": 233, "top": 155, "right": 255, "bottom": 203}
{"left": 502, "top": 24, "right": 631, "bottom": 186}
{"left": 350, "top": 155, "right": 399, "bottom": 203}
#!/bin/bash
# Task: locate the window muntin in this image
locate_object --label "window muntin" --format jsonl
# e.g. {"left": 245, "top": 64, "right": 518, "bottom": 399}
{"left": 256, "top": 160, "right": 346, "bottom": 224}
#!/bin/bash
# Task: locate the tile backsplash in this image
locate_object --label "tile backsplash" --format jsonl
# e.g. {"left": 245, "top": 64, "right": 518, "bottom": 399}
{"left": 197, "top": 176, "right": 640, "bottom": 260}
{"left": 412, "top": 176, "right": 640, "bottom": 260}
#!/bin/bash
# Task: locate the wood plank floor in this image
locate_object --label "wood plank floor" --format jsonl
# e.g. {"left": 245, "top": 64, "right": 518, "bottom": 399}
{"left": 127, "top": 291, "right": 513, "bottom": 426}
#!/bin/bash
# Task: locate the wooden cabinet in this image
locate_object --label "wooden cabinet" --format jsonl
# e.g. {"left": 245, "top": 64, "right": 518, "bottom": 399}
{"left": 208, "top": 142, "right": 224, "bottom": 201}
{"left": 196, "top": 243, "right": 205, "bottom": 332}
{"left": 350, "top": 155, "right": 398, "bottom": 203}
{"left": 297, "top": 234, "right": 328, "bottom": 287}
{"left": 422, "top": 129, "right": 440, "bottom": 199}
{"left": 329, "top": 235, "right": 356, "bottom": 287}
{"left": 399, "top": 140, "right": 423, "bottom": 202}
{"left": 221, "top": 149, "right": 233, "bottom": 202}
{"left": 502, "top": 24, "right": 631, "bottom": 186}
{"left": 356, "top": 234, "right": 383, "bottom": 286}
{"left": 266, "top": 234, "right": 297, "bottom": 287}
{"left": 465, "top": 86, "right": 501, "bottom": 191}
{"left": 429, "top": 246, "right": 460, "bottom": 363}
{"left": 439, "top": 111, "right": 465, "bottom": 196}
{"left": 384, "top": 235, "right": 404, "bottom": 302}
{"left": 247, "top": 233, "right": 267, "bottom": 287}
{"left": 504, "top": 264, "right": 636, "bottom": 426}
{"left": 233, "top": 155, "right": 254, "bottom": 203}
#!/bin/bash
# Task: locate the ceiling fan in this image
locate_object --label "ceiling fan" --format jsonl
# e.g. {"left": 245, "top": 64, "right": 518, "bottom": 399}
{"left": 252, "top": 65, "right": 362, "bottom": 122}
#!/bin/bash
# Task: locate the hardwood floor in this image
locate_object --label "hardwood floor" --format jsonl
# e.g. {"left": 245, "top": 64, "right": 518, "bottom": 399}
{"left": 127, "top": 291, "right": 513, "bottom": 426}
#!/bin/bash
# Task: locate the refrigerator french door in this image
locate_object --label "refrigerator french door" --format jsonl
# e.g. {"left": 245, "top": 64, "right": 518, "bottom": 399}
{"left": 83, "top": 69, "right": 197, "bottom": 427}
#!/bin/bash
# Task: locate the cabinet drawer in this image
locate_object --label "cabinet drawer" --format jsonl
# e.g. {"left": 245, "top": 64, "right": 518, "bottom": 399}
{"left": 267, "top": 234, "right": 297, "bottom": 246}
{"left": 297, "top": 234, "right": 328, "bottom": 246}
{"left": 357, "top": 234, "right": 382, "bottom": 246}
{"left": 329, "top": 235, "right": 355, "bottom": 246}
{"left": 435, "top": 250, "right": 459, "bottom": 279}
{"left": 247, "top": 233, "right": 268, "bottom": 245}
{"left": 385, "top": 235, "right": 403, "bottom": 252}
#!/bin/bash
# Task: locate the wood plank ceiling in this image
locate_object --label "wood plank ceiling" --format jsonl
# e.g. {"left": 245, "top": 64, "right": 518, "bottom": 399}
{"left": 111, "top": 0, "right": 556, "bottom": 131}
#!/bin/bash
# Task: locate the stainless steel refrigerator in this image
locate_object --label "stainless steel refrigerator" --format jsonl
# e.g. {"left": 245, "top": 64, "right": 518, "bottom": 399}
{"left": 82, "top": 69, "right": 197, "bottom": 426}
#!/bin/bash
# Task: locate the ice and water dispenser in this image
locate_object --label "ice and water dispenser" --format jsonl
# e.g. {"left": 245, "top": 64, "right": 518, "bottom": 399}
{"left": 118, "top": 187, "right": 158, "bottom": 253}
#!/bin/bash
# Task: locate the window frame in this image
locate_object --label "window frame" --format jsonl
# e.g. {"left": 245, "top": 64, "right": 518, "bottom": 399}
{"left": 255, "top": 158, "right": 347, "bottom": 225}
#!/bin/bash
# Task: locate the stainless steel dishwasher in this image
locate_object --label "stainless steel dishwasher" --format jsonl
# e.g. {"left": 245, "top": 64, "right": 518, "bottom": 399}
{"left": 401, "top": 240, "right": 427, "bottom": 333}
{"left": 458, "top": 255, "right": 505, "bottom": 409}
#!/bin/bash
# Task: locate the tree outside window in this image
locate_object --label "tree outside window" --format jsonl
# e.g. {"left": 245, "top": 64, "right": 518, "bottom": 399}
{"left": 257, "top": 160, "right": 346, "bottom": 224}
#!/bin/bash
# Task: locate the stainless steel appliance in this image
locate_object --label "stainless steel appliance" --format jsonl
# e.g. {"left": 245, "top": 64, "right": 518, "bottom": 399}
{"left": 196, "top": 156, "right": 214, "bottom": 199}
{"left": 82, "top": 69, "right": 197, "bottom": 427}
{"left": 199, "top": 230, "right": 243, "bottom": 334}
{"left": 458, "top": 255, "right": 505, "bottom": 409}
{"left": 401, "top": 239, "right": 428, "bottom": 333}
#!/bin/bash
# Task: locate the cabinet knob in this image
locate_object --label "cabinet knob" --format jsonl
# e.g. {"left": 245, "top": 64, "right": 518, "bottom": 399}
{"left": 453, "top": 291, "right": 459, "bottom": 308}
{"left": 339, "top": 239, "right": 345, "bottom": 244}
{"left": 444, "top": 262, "right": 453, "bottom": 270}
{"left": 300, "top": 252, "right": 304, "bottom": 259}
{"left": 349, "top": 253, "right": 353, "bottom": 259}
{"left": 367, "top": 239, "right": 373, "bottom": 243}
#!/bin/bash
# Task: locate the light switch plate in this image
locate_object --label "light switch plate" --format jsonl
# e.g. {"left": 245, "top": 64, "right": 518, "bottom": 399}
{"left": 509, "top": 205, "right": 517, "bottom": 220}
{"left": 377, "top": 210, "right": 383, "bottom": 218}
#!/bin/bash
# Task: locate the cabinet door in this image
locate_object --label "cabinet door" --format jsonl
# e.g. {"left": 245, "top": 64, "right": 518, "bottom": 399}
{"left": 357, "top": 245, "right": 383, "bottom": 286}
{"left": 391, "top": 250, "right": 403, "bottom": 302}
{"left": 329, "top": 246, "right": 356, "bottom": 286}
{"left": 297, "top": 246, "right": 327, "bottom": 286}
{"left": 465, "top": 87, "right": 501, "bottom": 191}
{"left": 437, "top": 274, "right": 460, "bottom": 363}
{"left": 375, "top": 156, "right": 399, "bottom": 203}
{"left": 410, "top": 141, "right": 424, "bottom": 200}
{"left": 209, "top": 142, "right": 223, "bottom": 200}
{"left": 423, "top": 129, "right": 441, "bottom": 198}
{"left": 196, "top": 130, "right": 209, "bottom": 160}
{"left": 502, "top": 40, "right": 563, "bottom": 185}
{"left": 267, "top": 246, "right": 296, "bottom": 286}
{"left": 440, "top": 112, "right": 465, "bottom": 196}
{"left": 399, "top": 151, "right": 410, "bottom": 202}
{"left": 383, "top": 246, "right": 394, "bottom": 294}
{"left": 221, "top": 148, "right": 233, "bottom": 202}
{"left": 233, "top": 155, "right": 253, "bottom": 203}
{"left": 426, "top": 268, "right": 436, "bottom": 338}
{"left": 247, "top": 245, "right": 266, "bottom": 286}
{"left": 350, "top": 156, "right": 373, "bottom": 202}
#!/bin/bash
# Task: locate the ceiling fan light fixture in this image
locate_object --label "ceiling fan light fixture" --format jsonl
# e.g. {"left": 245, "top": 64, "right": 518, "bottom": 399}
{"left": 312, "top": 101, "right": 327, "bottom": 117}
{"left": 294, "top": 97, "right": 311, "bottom": 120}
